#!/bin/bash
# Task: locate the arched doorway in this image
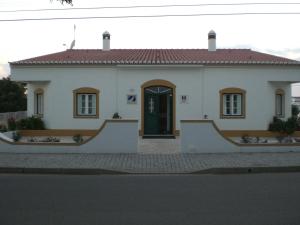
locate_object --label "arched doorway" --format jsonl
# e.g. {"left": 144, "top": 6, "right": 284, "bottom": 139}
{"left": 141, "top": 80, "right": 176, "bottom": 137}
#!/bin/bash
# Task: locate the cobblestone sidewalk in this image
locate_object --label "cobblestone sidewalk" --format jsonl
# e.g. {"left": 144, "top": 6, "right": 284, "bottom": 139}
{"left": 1, "top": 152, "right": 300, "bottom": 173}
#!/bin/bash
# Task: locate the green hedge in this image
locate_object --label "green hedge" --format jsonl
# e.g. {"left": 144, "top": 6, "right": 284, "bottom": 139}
{"left": 16, "top": 116, "right": 45, "bottom": 130}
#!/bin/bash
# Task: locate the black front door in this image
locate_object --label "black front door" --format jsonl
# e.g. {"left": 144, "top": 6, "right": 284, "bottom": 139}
{"left": 144, "top": 86, "right": 173, "bottom": 135}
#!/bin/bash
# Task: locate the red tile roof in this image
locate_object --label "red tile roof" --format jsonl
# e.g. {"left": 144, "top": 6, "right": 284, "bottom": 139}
{"left": 10, "top": 49, "right": 300, "bottom": 65}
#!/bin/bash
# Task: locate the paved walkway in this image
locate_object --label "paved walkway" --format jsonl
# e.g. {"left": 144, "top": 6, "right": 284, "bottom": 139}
{"left": 1, "top": 152, "right": 300, "bottom": 173}
{"left": 138, "top": 137, "right": 180, "bottom": 154}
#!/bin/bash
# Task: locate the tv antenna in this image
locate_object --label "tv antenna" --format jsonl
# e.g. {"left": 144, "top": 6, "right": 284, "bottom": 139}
{"left": 69, "top": 24, "right": 76, "bottom": 49}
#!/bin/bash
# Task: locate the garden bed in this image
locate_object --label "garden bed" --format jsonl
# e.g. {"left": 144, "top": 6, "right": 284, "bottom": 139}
{"left": 229, "top": 136, "right": 300, "bottom": 144}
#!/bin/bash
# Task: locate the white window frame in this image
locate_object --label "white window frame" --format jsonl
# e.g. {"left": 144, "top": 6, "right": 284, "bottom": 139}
{"left": 34, "top": 89, "right": 44, "bottom": 117}
{"left": 223, "top": 94, "right": 242, "bottom": 116}
{"left": 275, "top": 89, "right": 285, "bottom": 118}
{"left": 76, "top": 93, "right": 97, "bottom": 116}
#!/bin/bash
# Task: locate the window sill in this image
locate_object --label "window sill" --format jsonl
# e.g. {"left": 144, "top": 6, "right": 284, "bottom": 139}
{"left": 73, "top": 115, "right": 99, "bottom": 119}
{"left": 220, "top": 115, "right": 245, "bottom": 119}
{"left": 34, "top": 114, "right": 43, "bottom": 118}
{"left": 276, "top": 115, "right": 285, "bottom": 118}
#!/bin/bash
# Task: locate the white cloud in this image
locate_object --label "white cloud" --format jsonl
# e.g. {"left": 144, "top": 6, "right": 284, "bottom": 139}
{"left": 264, "top": 49, "right": 300, "bottom": 61}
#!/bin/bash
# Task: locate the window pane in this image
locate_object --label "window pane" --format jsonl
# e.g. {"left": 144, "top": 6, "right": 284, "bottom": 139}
{"left": 233, "top": 95, "right": 237, "bottom": 114}
{"left": 226, "top": 95, "right": 231, "bottom": 115}
{"left": 276, "top": 94, "right": 283, "bottom": 116}
{"left": 223, "top": 93, "right": 242, "bottom": 116}
{"left": 81, "top": 95, "right": 86, "bottom": 114}
{"left": 91, "top": 95, "right": 96, "bottom": 115}
{"left": 223, "top": 94, "right": 231, "bottom": 115}
{"left": 236, "top": 94, "right": 242, "bottom": 115}
{"left": 88, "top": 95, "right": 92, "bottom": 114}
{"left": 36, "top": 93, "right": 43, "bottom": 115}
{"left": 76, "top": 92, "right": 97, "bottom": 116}
{"left": 77, "top": 94, "right": 86, "bottom": 115}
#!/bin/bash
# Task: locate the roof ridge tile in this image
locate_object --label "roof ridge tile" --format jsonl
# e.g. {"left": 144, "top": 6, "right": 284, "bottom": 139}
{"left": 10, "top": 49, "right": 300, "bottom": 66}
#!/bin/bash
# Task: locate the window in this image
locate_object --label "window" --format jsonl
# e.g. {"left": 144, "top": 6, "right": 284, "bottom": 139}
{"left": 220, "top": 88, "right": 246, "bottom": 118}
{"left": 223, "top": 94, "right": 242, "bottom": 116}
{"left": 73, "top": 87, "right": 99, "bottom": 118}
{"left": 34, "top": 89, "right": 44, "bottom": 116}
{"left": 275, "top": 89, "right": 285, "bottom": 118}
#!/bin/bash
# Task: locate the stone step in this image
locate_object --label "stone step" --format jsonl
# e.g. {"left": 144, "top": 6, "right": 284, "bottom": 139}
{"left": 138, "top": 137, "right": 181, "bottom": 154}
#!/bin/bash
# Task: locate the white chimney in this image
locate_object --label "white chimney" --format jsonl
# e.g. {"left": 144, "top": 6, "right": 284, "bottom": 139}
{"left": 208, "top": 30, "right": 216, "bottom": 51}
{"left": 102, "top": 31, "right": 110, "bottom": 51}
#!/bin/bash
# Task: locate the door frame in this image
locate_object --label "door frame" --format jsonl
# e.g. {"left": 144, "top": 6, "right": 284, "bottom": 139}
{"left": 141, "top": 79, "right": 176, "bottom": 136}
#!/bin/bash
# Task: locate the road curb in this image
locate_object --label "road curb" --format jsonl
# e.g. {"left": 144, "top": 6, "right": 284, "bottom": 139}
{"left": 192, "top": 166, "right": 300, "bottom": 174}
{"left": 0, "top": 167, "right": 128, "bottom": 175}
{"left": 1, "top": 166, "right": 300, "bottom": 175}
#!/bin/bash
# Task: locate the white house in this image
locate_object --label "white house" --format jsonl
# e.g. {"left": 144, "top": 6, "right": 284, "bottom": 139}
{"left": 10, "top": 31, "right": 300, "bottom": 138}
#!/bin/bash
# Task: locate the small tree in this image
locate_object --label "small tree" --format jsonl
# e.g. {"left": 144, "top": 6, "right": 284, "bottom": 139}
{"left": 0, "top": 77, "right": 26, "bottom": 113}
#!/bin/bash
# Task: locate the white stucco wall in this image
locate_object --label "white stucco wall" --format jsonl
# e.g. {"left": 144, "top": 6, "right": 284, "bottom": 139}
{"left": 11, "top": 65, "right": 300, "bottom": 130}
{"left": 0, "top": 120, "right": 138, "bottom": 153}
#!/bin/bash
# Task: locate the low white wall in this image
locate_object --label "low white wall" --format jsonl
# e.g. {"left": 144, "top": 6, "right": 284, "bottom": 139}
{"left": 0, "top": 111, "right": 27, "bottom": 126}
{"left": 181, "top": 120, "right": 300, "bottom": 153}
{"left": 181, "top": 120, "right": 239, "bottom": 153}
{"left": 0, "top": 120, "right": 138, "bottom": 153}
{"left": 0, "top": 131, "right": 14, "bottom": 142}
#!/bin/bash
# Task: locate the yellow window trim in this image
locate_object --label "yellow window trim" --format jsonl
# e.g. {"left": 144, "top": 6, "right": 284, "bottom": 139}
{"left": 219, "top": 87, "right": 246, "bottom": 119}
{"left": 73, "top": 87, "right": 100, "bottom": 119}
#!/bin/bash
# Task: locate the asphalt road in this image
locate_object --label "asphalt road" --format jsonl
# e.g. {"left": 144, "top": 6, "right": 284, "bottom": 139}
{"left": 0, "top": 173, "right": 300, "bottom": 225}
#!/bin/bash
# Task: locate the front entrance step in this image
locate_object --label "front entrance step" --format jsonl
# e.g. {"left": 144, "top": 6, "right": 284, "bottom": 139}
{"left": 142, "top": 135, "right": 175, "bottom": 139}
{"left": 138, "top": 137, "right": 180, "bottom": 154}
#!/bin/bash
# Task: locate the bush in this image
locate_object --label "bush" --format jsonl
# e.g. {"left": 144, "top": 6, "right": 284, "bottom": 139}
{"left": 7, "top": 117, "right": 17, "bottom": 131}
{"left": 268, "top": 117, "right": 285, "bottom": 133}
{"left": 292, "top": 105, "right": 300, "bottom": 117}
{"left": 0, "top": 124, "right": 7, "bottom": 132}
{"left": 12, "top": 131, "right": 21, "bottom": 142}
{"left": 112, "top": 112, "right": 121, "bottom": 119}
{"left": 268, "top": 116, "right": 298, "bottom": 136}
{"left": 285, "top": 117, "right": 298, "bottom": 135}
{"left": 16, "top": 116, "right": 45, "bottom": 130}
{"left": 73, "top": 134, "right": 83, "bottom": 144}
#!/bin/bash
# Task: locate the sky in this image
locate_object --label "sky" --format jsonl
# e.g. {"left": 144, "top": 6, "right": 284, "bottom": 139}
{"left": 0, "top": 0, "right": 300, "bottom": 95}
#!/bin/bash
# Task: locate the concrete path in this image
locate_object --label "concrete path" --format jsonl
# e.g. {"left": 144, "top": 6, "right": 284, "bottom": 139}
{"left": 1, "top": 152, "right": 300, "bottom": 174}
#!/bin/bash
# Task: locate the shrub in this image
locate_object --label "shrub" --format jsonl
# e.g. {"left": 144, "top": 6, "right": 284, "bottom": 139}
{"left": 241, "top": 135, "right": 251, "bottom": 143}
{"left": 285, "top": 117, "right": 298, "bottom": 135}
{"left": 268, "top": 117, "right": 284, "bottom": 133}
{"left": 16, "top": 116, "right": 45, "bottom": 130}
{"left": 292, "top": 105, "right": 300, "bottom": 117}
{"left": 7, "top": 117, "right": 17, "bottom": 131}
{"left": 0, "top": 124, "right": 7, "bottom": 132}
{"left": 73, "top": 134, "right": 83, "bottom": 144}
{"left": 12, "top": 131, "right": 21, "bottom": 142}
{"left": 268, "top": 116, "right": 298, "bottom": 136}
{"left": 112, "top": 112, "right": 121, "bottom": 119}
